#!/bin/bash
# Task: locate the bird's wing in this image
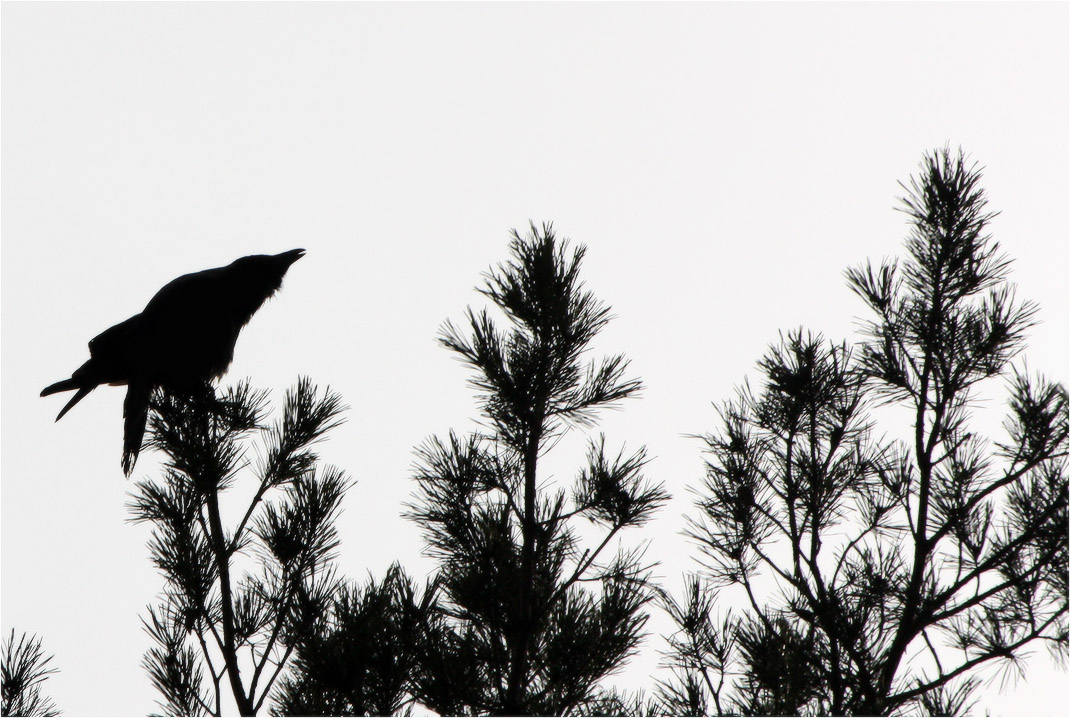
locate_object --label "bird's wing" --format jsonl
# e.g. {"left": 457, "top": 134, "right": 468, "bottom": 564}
{"left": 141, "top": 266, "right": 229, "bottom": 319}
{"left": 122, "top": 378, "right": 152, "bottom": 477}
{"left": 87, "top": 313, "right": 143, "bottom": 357}
{"left": 139, "top": 266, "right": 233, "bottom": 350}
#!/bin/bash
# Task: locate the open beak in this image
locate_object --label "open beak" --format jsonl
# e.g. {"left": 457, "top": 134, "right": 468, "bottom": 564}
{"left": 278, "top": 248, "right": 306, "bottom": 266}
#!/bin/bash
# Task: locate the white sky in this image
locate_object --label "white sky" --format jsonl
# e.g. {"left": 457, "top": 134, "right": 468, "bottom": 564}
{"left": 2, "top": 2, "right": 1067, "bottom": 716}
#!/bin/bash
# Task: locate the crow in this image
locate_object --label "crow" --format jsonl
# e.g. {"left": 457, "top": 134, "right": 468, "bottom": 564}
{"left": 42, "top": 249, "right": 305, "bottom": 475}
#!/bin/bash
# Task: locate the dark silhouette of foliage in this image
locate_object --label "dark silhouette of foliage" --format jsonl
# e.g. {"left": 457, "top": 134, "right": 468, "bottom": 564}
{"left": 128, "top": 378, "right": 348, "bottom": 716}
{"left": 1, "top": 631, "right": 59, "bottom": 717}
{"left": 271, "top": 564, "right": 430, "bottom": 716}
{"left": 407, "top": 223, "right": 669, "bottom": 715}
{"left": 659, "top": 148, "right": 1068, "bottom": 715}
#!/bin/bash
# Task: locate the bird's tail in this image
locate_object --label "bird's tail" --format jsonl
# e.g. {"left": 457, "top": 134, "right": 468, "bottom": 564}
{"left": 41, "top": 378, "right": 80, "bottom": 396}
{"left": 122, "top": 379, "right": 151, "bottom": 477}
{"left": 41, "top": 378, "right": 96, "bottom": 421}
{"left": 56, "top": 387, "right": 93, "bottom": 421}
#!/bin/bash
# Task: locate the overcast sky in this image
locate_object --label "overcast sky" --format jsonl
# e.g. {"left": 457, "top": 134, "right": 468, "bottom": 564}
{"left": 2, "top": 2, "right": 1067, "bottom": 716}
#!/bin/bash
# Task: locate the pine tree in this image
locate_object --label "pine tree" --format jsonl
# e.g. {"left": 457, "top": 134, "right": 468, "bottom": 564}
{"left": 129, "top": 378, "right": 348, "bottom": 716}
{"left": 407, "top": 224, "right": 669, "bottom": 715}
{"left": 659, "top": 148, "right": 1068, "bottom": 715}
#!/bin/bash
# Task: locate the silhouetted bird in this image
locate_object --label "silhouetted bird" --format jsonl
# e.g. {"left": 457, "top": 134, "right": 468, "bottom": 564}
{"left": 42, "top": 249, "right": 305, "bottom": 475}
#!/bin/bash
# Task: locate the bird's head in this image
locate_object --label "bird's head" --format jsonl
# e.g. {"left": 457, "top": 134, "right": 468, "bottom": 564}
{"left": 226, "top": 249, "right": 306, "bottom": 318}
{"left": 229, "top": 248, "right": 305, "bottom": 276}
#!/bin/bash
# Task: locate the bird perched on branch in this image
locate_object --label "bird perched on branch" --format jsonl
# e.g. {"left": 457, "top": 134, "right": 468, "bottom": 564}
{"left": 42, "top": 249, "right": 306, "bottom": 475}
